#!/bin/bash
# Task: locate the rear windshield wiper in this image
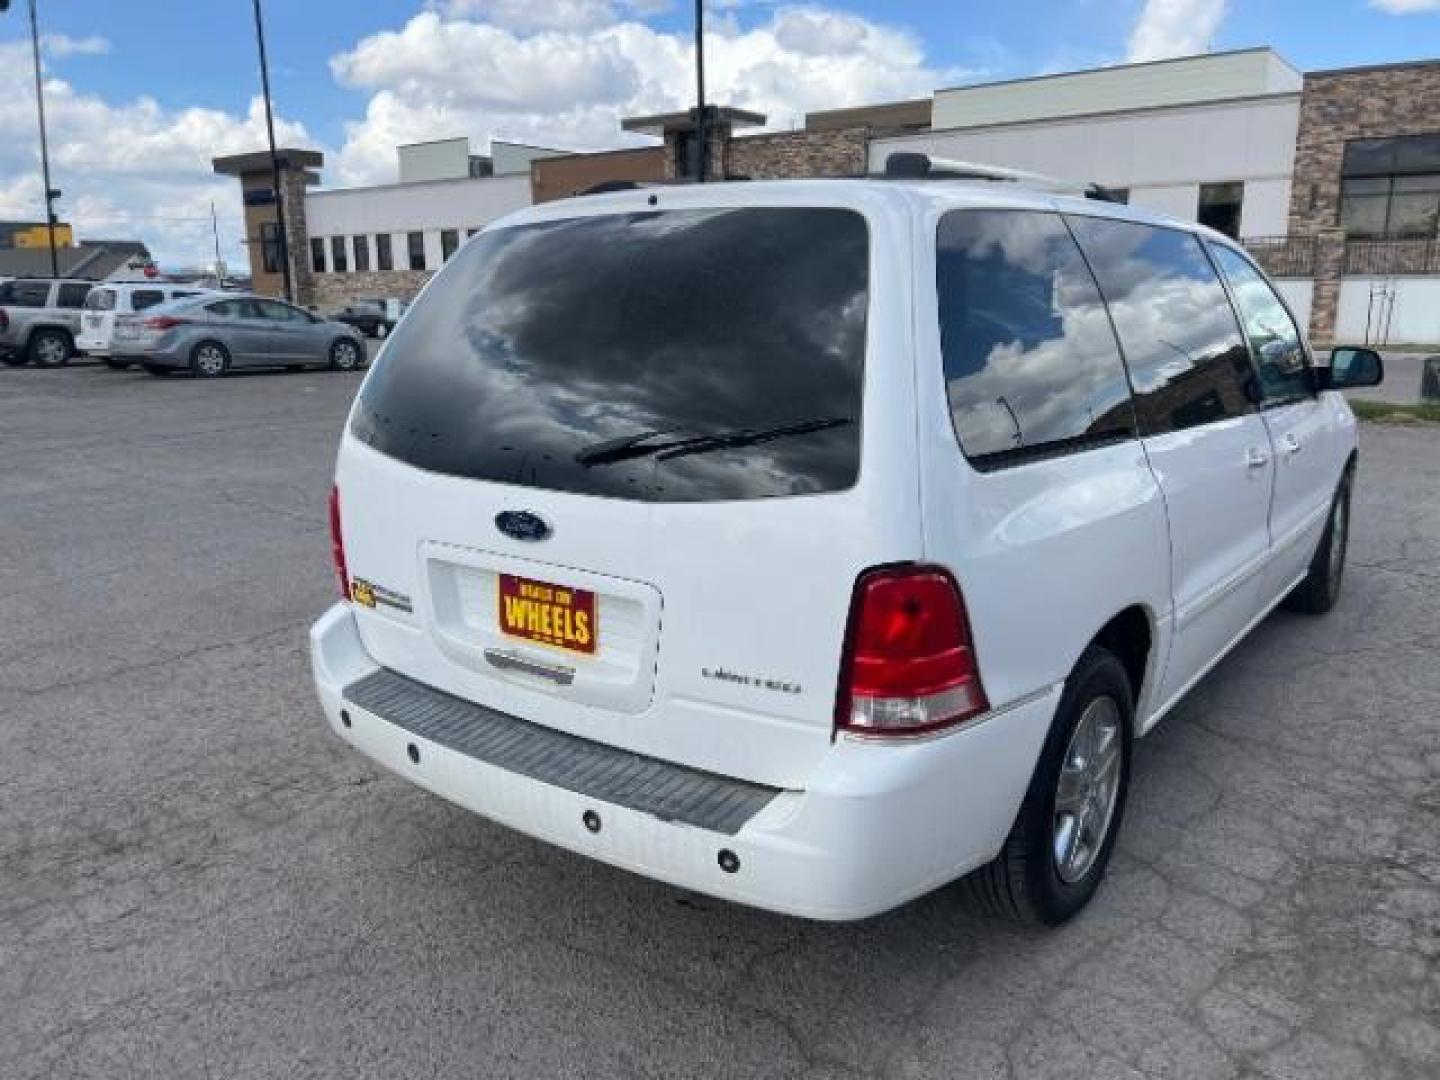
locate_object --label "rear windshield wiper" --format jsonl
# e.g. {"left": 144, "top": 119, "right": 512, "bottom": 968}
{"left": 575, "top": 418, "right": 853, "bottom": 468}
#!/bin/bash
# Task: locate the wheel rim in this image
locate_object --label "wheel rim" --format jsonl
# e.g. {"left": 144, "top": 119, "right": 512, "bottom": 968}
{"left": 1053, "top": 696, "right": 1123, "bottom": 884}
{"left": 1328, "top": 491, "right": 1349, "bottom": 594}
{"left": 335, "top": 343, "right": 358, "bottom": 369}
{"left": 196, "top": 346, "right": 225, "bottom": 375}
{"left": 37, "top": 336, "right": 66, "bottom": 365}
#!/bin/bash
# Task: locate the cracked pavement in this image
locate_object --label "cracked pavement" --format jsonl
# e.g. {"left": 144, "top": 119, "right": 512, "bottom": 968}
{"left": 2, "top": 362, "right": 1437, "bottom": 1079}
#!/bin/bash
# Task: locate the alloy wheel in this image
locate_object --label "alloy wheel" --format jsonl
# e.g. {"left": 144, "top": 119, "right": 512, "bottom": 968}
{"left": 1052, "top": 696, "right": 1123, "bottom": 884}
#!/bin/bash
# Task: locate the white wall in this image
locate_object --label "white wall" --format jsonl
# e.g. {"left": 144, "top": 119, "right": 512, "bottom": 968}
{"left": 1337, "top": 277, "right": 1440, "bottom": 345}
{"left": 1273, "top": 279, "right": 1314, "bottom": 335}
{"left": 873, "top": 95, "right": 1300, "bottom": 236}
{"left": 491, "top": 141, "right": 572, "bottom": 177}
{"left": 398, "top": 138, "right": 471, "bottom": 184}
{"left": 307, "top": 174, "right": 529, "bottom": 237}
{"left": 932, "top": 50, "right": 1302, "bottom": 130}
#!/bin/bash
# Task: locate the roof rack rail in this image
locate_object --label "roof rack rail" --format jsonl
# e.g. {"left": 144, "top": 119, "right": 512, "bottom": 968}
{"left": 880, "top": 152, "right": 1126, "bottom": 204}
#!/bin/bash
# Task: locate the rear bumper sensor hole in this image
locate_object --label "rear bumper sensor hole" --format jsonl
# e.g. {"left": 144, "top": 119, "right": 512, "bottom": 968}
{"left": 407, "top": 742, "right": 420, "bottom": 764}
{"left": 718, "top": 849, "right": 741, "bottom": 874}
{"left": 340, "top": 709, "right": 351, "bottom": 728}
{"left": 583, "top": 810, "right": 602, "bottom": 834}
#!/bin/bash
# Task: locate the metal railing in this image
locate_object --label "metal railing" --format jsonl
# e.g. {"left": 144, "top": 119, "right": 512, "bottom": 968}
{"left": 1342, "top": 238, "right": 1440, "bottom": 276}
{"left": 1240, "top": 235, "right": 1318, "bottom": 278}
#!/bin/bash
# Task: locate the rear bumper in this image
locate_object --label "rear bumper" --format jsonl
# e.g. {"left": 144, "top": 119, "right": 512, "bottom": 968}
{"left": 310, "top": 603, "right": 1058, "bottom": 921}
{"left": 76, "top": 334, "right": 109, "bottom": 356}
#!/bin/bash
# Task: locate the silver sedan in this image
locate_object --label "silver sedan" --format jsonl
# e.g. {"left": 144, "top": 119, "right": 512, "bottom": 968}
{"left": 111, "top": 294, "right": 366, "bottom": 377}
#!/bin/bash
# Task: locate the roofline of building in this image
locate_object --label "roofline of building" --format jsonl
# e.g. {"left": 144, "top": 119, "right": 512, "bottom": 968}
{"left": 1306, "top": 56, "right": 1440, "bottom": 78}
{"left": 396, "top": 136, "right": 471, "bottom": 150}
{"left": 490, "top": 138, "right": 576, "bottom": 155}
{"left": 308, "top": 171, "right": 533, "bottom": 199}
{"left": 934, "top": 46, "right": 1298, "bottom": 97}
{"left": 878, "top": 88, "right": 1302, "bottom": 143}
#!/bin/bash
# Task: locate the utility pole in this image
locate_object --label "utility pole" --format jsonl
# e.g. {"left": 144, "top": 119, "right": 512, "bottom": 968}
{"left": 3, "top": 0, "right": 63, "bottom": 276}
{"left": 210, "top": 201, "right": 226, "bottom": 287}
{"left": 693, "top": 0, "right": 707, "bottom": 183}
{"left": 251, "top": 0, "right": 293, "bottom": 301}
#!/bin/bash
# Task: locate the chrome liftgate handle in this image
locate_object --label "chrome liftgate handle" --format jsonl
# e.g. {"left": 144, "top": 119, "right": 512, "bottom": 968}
{"left": 483, "top": 647, "right": 576, "bottom": 686}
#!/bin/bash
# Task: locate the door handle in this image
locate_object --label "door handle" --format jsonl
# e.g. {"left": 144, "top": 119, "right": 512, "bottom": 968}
{"left": 484, "top": 647, "right": 576, "bottom": 686}
{"left": 1245, "top": 447, "right": 1270, "bottom": 470}
{"left": 1282, "top": 433, "right": 1302, "bottom": 455}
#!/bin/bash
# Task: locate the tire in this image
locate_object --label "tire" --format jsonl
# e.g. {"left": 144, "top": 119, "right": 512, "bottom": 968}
{"left": 1, "top": 352, "right": 26, "bottom": 366}
{"left": 142, "top": 363, "right": 171, "bottom": 377}
{"left": 189, "top": 341, "right": 229, "bottom": 378}
{"left": 329, "top": 338, "right": 361, "bottom": 371}
{"left": 105, "top": 357, "right": 131, "bottom": 370}
{"left": 28, "top": 329, "right": 71, "bottom": 368}
{"left": 1283, "top": 469, "right": 1353, "bottom": 615}
{"left": 964, "top": 645, "right": 1133, "bottom": 925}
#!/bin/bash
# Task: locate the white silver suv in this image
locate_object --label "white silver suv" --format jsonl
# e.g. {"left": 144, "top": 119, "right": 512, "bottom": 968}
{"left": 310, "top": 174, "right": 1382, "bottom": 924}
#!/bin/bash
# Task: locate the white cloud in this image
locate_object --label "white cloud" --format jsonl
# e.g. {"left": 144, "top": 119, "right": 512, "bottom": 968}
{"left": 0, "top": 39, "right": 314, "bottom": 273}
{"left": 330, "top": 6, "right": 961, "bottom": 185}
{"left": 431, "top": 0, "right": 673, "bottom": 31}
{"left": 41, "top": 34, "right": 111, "bottom": 58}
{"left": 1368, "top": 0, "right": 1440, "bottom": 11}
{"left": 1126, "top": 0, "right": 1229, "bottom": 62}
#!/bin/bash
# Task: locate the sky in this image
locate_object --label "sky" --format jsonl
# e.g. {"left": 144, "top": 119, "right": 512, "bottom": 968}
{"left": 0, "top": 0, "right": 1436, "bottom": 273}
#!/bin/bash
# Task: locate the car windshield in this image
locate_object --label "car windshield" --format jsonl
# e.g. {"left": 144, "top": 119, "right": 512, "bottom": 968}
{"left": 351, "top": 207, "right": 870, "bottom": 503}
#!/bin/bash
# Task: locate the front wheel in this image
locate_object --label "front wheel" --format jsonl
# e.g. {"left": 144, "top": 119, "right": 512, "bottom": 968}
{"left": 329, "top": 339, "right": 361, "bottom": 371}
{"left": 964, "top": 645, "right": 1133, "bottom": 925}
{"left": 1284, "top": 469, "right": 1352, "bottom": 615}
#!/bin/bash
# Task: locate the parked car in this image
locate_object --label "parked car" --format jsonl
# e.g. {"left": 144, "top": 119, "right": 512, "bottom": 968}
{"left": 0, "top": 277, "right": 99, "bottom": 366}
{"left": 310, "top": 171, "right": 1382, "bottom": 925}
{"left": 112, "top": 294, "right": 366, "bottom": 377}
{"left": 80, "top": 282, "right": 213, "bottom": 366}
{"left": 334, "top": 298, "right": 407, "bottom": 338}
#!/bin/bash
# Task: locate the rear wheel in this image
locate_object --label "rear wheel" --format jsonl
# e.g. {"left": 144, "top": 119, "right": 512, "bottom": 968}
{"left": 190, "top": 341, "right": 229, "bottom": 378}
{"left": 964, "top": 645, "right": 1132, "bottom": 925}
{"left": 329, "top": 338, "right": 361, "bottom": 371}
{"left": 28, "top": 330, "right": 71, "bottom": 367}
{"left": 1284, "top": 469, "right": 1352, "bottom": 615}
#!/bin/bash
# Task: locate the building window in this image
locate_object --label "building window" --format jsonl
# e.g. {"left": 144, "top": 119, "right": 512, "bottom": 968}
{"left": 1339, "top": 135, "right": 1440, "bottom": 239}
{"left": 1197, "top": 182, "right": 1244, "bottom": 239}
{"left": 377, "top": 233, "right": 393, "bottom": 272}
{"left": 331, "top": 236, "right": 348, "bottom": 274}
{"left": 467, "top": 227, "right": 480, "bottom": 238}
{"left": 311, "top": 237, "right": 325, "bottom": 274}
{"left": 441, "top": 229, "right": 459, "bottom": 261}
{"left": 354, "top": 235, "right": 370, "bottom": 273}
{"left": 260, "top": 221, "right": 283, "bottom": 274}
{"left": 408, "top": 231, "right": 426, "bottom": 271}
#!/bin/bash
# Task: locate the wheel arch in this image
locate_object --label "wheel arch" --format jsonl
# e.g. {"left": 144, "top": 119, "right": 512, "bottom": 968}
{"left": 1087, "top": 604, "right": 1155, "bottom": 726}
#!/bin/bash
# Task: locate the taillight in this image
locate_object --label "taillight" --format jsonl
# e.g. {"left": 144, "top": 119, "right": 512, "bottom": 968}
{"left": 835, "top": 565, "right": 988, "bottom": 738}
{"left": 144, "top": 316, "right": 187, "bottom": 331}
{"left": 329, "top": 485, "right": 350, "bottom": 600}
{"left": 0, "top": 309, "right": 8, "bottom": 331}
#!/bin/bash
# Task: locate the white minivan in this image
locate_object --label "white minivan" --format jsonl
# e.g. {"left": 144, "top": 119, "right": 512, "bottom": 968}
{"left": 310, "top": 167, "right": 1383, "bottom": 924}
{"left": 79, "top": 282, "right": 210, "bottom": 363}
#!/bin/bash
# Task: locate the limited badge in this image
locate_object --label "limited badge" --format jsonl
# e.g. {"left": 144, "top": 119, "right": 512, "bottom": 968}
{"left": 349, "top": 577, "right": 411, "bottom": 613}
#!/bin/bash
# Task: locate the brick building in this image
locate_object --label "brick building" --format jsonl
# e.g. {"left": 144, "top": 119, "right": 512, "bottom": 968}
{"left": 213, "top": 50, "right": 1440, "bottom": 345}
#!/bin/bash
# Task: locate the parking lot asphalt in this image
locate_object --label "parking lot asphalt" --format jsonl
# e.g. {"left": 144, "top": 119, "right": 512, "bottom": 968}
{"left": 2, "top": 360, "right": 1438, "bottom": 1080}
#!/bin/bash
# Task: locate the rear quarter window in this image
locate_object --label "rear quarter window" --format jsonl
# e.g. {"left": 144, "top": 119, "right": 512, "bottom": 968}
{"left": 352, "top": 207, "right": 870, "bottom": 502}
{"left": 936, "top": 209, "right": 1136, "bottom": 468}
{"left": 56, "top": 283, "right": 92, "bottom": 309}
{"left": 1, "top": 281, "right": 52, "bottom": 307}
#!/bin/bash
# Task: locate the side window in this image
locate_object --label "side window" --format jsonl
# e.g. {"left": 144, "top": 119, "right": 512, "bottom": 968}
{"left": 311, "top": 237, "right": 326, "bottom": 274}
{"left": 376, "top": 233, "right": 393, "bottom": 272}
{"left": 331, "top": 236, "right": 348, "bottom": 275}
{"left": 937, "top": 209, "right": 1136, "bottom": 467}
{"left": 208, "top": 300, "right": 247, "bottom": 319}
{"left": 1208, "top": 244, "right": 1312, "bottom": 405}
{"left": 131, "top": 290, "right": 165, "bottom": 312}
{"left": 56, "top": 283, "right": 92, "bottom": 309}
{"left": 1068, "top": 217, "right": 1255, "bottom": 436}
{"left": 255, "top": 299, "right": 306, "bottom": 322}
{"left": 1, "top": 281, "right": 51, "bottom": 307}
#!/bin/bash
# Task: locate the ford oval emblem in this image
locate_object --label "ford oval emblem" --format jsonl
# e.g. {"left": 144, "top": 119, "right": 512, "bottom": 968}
{"left": 495, "top": 510, "right": 551, "bottom": 542}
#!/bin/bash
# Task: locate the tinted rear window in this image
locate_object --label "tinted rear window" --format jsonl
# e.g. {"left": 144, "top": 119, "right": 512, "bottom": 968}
{"left": 0, "top": 281, "right": 51, "bottom": 307}
{"left": 352, "top": 208, "right": 869, "bottom": 502}
{"left": 131, "top": 290, "right": 166, "bottom": 311}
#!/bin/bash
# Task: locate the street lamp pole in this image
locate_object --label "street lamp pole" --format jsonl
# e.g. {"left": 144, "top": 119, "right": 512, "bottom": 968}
{"left": 251, "top": 0, "right": 293, "bottom": 301}
{"left": 6, "top": 0, "right": 62, "bottom": 277}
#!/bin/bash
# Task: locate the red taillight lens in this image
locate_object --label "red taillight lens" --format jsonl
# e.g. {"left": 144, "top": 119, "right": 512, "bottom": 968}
{"left": 144, "top": 316, "right": 186, "bottom": 331}
{"left": 329, "top": 485, "right": 350, "bottom": 600}
{"left": 836, "top": 565, "right": 988, "bottom": 737}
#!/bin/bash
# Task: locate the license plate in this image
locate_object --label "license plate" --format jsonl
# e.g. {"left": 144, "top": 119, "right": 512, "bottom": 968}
{"left": 497, "top": 574, "right": 597, "bottom": 655}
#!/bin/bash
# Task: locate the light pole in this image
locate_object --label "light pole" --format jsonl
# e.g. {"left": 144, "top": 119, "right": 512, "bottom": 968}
{"left": 2, "top": 0, "right": 62, "bottom": 277}
{"left": 250, "top": 0, "right": 293, "bottom": 301}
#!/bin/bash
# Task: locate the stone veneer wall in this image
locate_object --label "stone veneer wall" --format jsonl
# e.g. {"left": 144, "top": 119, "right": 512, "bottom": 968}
{"left": 310, "top": 270, "right": 431, "bottom": 312}
{"left": 726, "top": 127, "right": 868, "bottom": 179}
{"left": 1286, "top": 62, "right": 1440, "bottom": 343}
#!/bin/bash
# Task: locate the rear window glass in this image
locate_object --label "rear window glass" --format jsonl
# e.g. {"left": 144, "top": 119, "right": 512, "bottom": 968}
{"left": 130, "top": 290, "right": 166, "bottom": 311}
{"left": 85, "top": 289, "right": 117, "bottom": 311}
{"left": 0, "top": 281, "right": 51, "bottom": 307}
{"left": 56, "top": 283, "right": 92, "bottom": 309}
{"left": 352, "top": 208, "right": 869, "bottom": 502}
{"left": 937, "top": 209, "right": 1135, "bottom": 467}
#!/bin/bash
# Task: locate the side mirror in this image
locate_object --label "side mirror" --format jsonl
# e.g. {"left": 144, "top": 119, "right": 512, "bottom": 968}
{"left": 1323, "top": 346, "right": 1384, "bottom": 390}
